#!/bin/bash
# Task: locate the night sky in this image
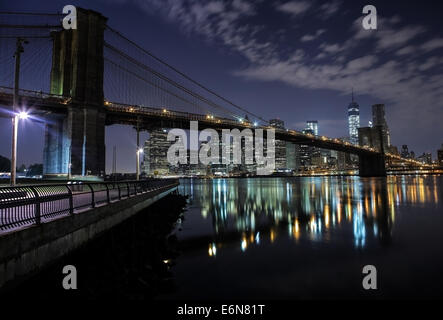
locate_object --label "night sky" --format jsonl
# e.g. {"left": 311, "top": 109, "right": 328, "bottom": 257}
{"left": 1, "top": 0, "right": 442, "bottom": 173}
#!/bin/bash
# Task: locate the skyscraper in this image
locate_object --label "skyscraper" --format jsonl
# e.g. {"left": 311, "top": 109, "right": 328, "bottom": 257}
{"left": 269, "top": 119, "right": 284, "bottom": 129}
{"left": 417, "top": 153, "right": 432, "bottom": 165}
{"left": 143, "top": 129, "right": 172, "bottom": 176}
{"left": 347, "top": 90, "right": 360, "bottom": 145}
{"left": 438, "top": 144, "right": 443, "bottom": 166}
{"left": 372, "top": 104, "right": 391, "bottom": 150}
{"left": 401, "top": 145, "right": 410, "bottom": 158}
{"left": 300, "top": 128, "right": 314, "bottom": 168}
{"left": 286, "top": 142, "right": 299, "bottom": 172}
{"left": 306, "top": 120, "right": 318, "bottom": 136}
{"left": 306, "top": 120, "right": 322, "bottom": 167}
{"left": 269, "top": 119, "right": 286, "bottom": 170}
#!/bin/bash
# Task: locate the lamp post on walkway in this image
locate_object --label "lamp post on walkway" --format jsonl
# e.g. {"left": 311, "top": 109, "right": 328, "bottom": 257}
{"left": 10, "top": 37, "right": 28, "bottom": 186}
{"left": 136, "top": 118, "right": 141, "bottom": 180}
{"left": 136, "top": 147, "right": 143, "bottom": 181}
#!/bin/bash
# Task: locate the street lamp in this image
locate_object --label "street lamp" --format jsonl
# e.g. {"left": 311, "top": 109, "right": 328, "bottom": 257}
{"left": 18, "top": 111, "right": 29, "bottom": 120}
{"left": 136, "top": 148, "right": 143, "bottom": 181}
{"left": 10, "top": 37, "right": 27, "bottom": 186}
{"left": 10, "top": 110, "right": 28, "bottom": 186}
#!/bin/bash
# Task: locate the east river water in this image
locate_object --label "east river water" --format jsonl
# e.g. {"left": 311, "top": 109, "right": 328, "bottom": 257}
{"left": 163, "top": 176, "right": 443, "bottom": 299}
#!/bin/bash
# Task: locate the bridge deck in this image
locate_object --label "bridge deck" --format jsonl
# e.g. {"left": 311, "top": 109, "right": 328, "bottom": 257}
{"left": 0, "top": 86, "right": 380, "bottom": 156}
{"left": 0, "top": 86, "right": 433, "bottom": 167}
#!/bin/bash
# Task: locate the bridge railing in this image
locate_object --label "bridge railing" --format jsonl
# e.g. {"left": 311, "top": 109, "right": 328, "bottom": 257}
{"left": 105, "top": 101, "right": 384, "bottom": 155}
{"left": 0, "top": 86, "right": 67, "bottom": 101}
{"left": 0, "top": 179, "right": 178, "bottom": 232}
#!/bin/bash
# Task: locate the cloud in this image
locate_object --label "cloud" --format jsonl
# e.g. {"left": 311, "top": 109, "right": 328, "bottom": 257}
{"left": 345, "top": 56, "right": 378, "bottom": 72}
{"left": 276, "top": 1, "right": 311, "bottom": 16}
{"left": 351, "top": 16, "right": 426, "bottom": 52}
{"left": 132, "top": 0, "right": 271, "bottom": 63}
{"left": 318, "top": 0, "right": 342, "bottom": 19}
{"left": 232, "top": 11, "right": 443, "bottom": 147}
{"left": 421, "top": 38, "right": 443, "bottom": 52}
{"left": 376, "top": 25, "right": 426, "bottom": 50}
{"left": 300, "top": 29, "right": 326, "bottom": 42}
{"left": 417, "top": 57, "right": 443, "bottom": 71}
{"left": 396, "top": 46, "right": 416, "bottom": 56}
{"left": 232, "top": 0, "right": 253, "bottom": 13}
{"left": 129, "top": 1, "right": 443, "bottom": 153}
{"left": 319, "top": 42, "right": 345, "bottom": 54}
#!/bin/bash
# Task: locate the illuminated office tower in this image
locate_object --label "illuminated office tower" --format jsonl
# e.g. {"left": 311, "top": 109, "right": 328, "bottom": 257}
{"left": 438, "top": 144, "right": 443, "bottom": 166}
{"left": 300, "top": 128, "right": 314, "bottom": 168}
{"left": 306, "top": 120, "right": 318, "bottom": 136}
{"left": 286, "top": 142, "right": 299, "bottom": 172}
{"left": 401, "top": 145, "right": 410, "bottom": 158}
{"left": 269, "top": 119, "right": 286, "bottom": 170}
{"left": 348, "top": 90, "right": 360, "bottom": 145}
{"left": 269, "top": 119, "right": 284, "bottom": 129}
{"left": 417, "top": 152, "right": 432, "bottom": 165}
{"left": 143, "top": 129, "right": 172, "bottom": 176}
{"left": 306, "top": 120, "right": 322, "bottom": 167}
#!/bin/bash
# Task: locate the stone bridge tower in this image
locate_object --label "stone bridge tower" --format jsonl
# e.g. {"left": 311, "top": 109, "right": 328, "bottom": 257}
{"left": 43, "top": 8, "right": 107, "bottom": 178}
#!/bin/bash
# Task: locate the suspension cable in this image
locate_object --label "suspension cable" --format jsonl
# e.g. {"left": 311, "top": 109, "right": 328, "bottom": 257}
{"left": 106, "top": 25, "right": 269, "bottom": 124}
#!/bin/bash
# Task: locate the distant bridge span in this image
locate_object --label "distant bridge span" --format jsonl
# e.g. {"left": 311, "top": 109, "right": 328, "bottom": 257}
{"left": 0, "top": 85, "right": 381, "bottom": 156}
{"left": 0, "top": 85, "right": 391, "bottom": 177}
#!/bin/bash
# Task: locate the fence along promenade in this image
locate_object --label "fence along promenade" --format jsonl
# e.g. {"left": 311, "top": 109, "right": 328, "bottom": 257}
{"left": 0, "top": 179, "right": 178, "bottom": 232}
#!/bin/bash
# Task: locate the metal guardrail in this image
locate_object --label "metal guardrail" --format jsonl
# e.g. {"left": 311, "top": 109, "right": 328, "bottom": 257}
{"left": 0, "top": 179, "right": 178, "bottom": 231}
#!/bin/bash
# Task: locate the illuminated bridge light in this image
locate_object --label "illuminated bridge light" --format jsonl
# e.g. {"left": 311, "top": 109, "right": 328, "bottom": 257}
{"left": 208, "top": 243, "right": 217, "bottom": 257}
{"left": 241, "top": 236, "right": 247, "bottom": 252}
{"left": 18, "top": 111, "right": 29, "bottom": 120}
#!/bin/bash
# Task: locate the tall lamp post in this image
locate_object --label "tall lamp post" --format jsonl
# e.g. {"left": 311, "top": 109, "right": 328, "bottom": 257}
{"left": 10, "top": 38, "right": 28, "bottom": 186}
{"left": 135, "top": 119, "right": 141, "bottom": 180}
{"left": 136, "top": 147, "right": 143, "bottom": 181}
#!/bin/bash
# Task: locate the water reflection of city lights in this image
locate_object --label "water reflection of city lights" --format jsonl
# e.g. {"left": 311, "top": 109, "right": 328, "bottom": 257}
{"left": 324, "top": 204, "right": 330, "bottom": 229}
{"left": 294, "top": 219, "right": 300, "bottom": 240}
{"left": 353, "top": 211, "right": 366, "bottom": 248}
{"left": 241, "top": 238, "right": 247, "bottom": 252}
{"left": 208, "top": 243, "right": 217, "bottom": 257}
{"left": 178, "top": 176, "right": 441, "bottom": 254}
{"left": 270, "top": 229, "right": 276, "bottom": 243}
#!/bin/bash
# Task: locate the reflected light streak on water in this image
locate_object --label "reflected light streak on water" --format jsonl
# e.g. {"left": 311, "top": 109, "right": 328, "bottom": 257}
{"left": 178, "top": 176, "right": 441, "bottom": 255}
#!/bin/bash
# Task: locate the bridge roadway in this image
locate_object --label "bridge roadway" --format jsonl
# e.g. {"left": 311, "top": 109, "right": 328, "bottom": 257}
{"left": 0, "top": 86, "right": 382, "bottom": 157}
{"left": 0, "top": 86, "right": 433, "bottom": 173}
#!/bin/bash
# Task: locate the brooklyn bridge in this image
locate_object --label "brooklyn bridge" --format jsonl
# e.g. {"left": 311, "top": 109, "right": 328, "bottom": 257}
{"left": 0, "top": 8, "right": 429, "bottom": 179}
